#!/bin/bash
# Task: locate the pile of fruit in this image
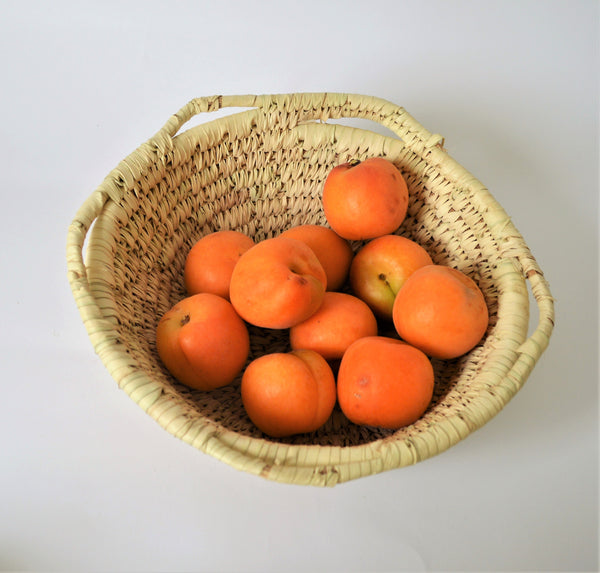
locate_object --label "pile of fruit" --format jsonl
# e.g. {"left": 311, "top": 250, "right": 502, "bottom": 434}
{"left": 156, "top": 157, "right": 489, "bottom": 438}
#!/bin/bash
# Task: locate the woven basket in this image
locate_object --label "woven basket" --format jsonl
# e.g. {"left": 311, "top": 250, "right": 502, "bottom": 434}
{"left": 67, "top": 93, "right": 554, "bottom": 486}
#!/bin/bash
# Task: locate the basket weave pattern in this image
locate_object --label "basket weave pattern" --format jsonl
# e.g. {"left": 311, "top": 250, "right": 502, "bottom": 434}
{"left": 67, "top": 93, "right": 554, "bottom": 486}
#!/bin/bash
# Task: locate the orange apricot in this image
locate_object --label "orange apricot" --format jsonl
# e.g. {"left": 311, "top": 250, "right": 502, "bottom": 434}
{"left": 337, "top": 336, "right": 434, "bottom": 429}
{"left": 349, "top": 234, "right": 433, "bottom": 320}
{"left": 155, "top": 293, "right": 250, "bottom": 391}
{"left": 392, "top": 264, "right": 489, "bottom": 359}
{"left": 289, "top": 291, "right": 378, "bottom": 361}
{"left": 184, "top": 230, "right": 255, "bottom": 300}
{"left": 241, "top": 349, "right": 337, "bottom": 437}
{"left": 229, "top": 236, "right": 327, "bottom": 329}
{"left": 322, "top": 157, "right": 409, "bottom": 241}
{"left": 280, "top": 224, "right": 354, "bottom": 291}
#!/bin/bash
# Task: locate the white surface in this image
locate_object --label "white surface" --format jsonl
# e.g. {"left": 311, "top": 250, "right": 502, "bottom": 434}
{"left": 1, "top": 1, "right": 598, "bottom": 571}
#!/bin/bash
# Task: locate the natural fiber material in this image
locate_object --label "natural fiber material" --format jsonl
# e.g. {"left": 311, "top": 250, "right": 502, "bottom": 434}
{"left": 66, "top": 93, "right": 554, "bottom": 486}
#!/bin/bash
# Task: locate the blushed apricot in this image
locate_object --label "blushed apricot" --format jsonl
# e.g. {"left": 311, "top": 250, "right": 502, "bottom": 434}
{"left": 337, "top": 336, "right": 434, "bottom": 429}
{"left": 155, "top": 293, "right": 250, "bottom": 391}
{"left": 280, "top": 224, "right": 354, "bottom": 291}
{"left": 229, "top": 236, "right": 327, "bottom": 329}
{"left": 392, "top": 264, "right": 489, "bottom": 359}
{"left": 349, "top": 234, "right": 433, "bottom": 320}
{"left": 184, "top": 230, "right": 255, "bottom": 300}
{"left": 322, "top": 157, "right": 409, "bottom": 241}
{"left": 289, "top": 291, "right": 378, "bottom": 361}
{"left": 241, "top": 349, "right": 337, "bottom": 437}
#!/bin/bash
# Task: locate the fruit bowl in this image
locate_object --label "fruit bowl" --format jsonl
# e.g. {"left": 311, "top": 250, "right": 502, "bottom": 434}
{"left": 67, "top": 93, "right": 554, "bottom": 486}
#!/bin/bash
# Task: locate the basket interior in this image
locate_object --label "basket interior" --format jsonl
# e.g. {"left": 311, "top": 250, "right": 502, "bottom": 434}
{"left": 84, "top": 109, "right": 509, "bottom": 449}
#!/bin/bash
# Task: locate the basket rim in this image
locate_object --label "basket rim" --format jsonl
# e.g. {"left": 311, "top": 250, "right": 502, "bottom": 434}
{"left": 66, "top": 92, "right": 555, "bottom": 486}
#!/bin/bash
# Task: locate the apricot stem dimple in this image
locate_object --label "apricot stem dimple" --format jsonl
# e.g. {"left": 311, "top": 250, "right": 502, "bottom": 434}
{"left": 347, "top": 159, "right": 361, "bottom": 168}
{"left": 377, "top": 272, "right": 397, "bottom": 299}
{"left": 378, "top": 272, "right": 393, "bottom": 289}
{"left": 180, "top": 314, "right": 191, "bottom": 327}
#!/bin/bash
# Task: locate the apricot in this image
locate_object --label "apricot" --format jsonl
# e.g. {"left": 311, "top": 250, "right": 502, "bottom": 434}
{"left": 156, "top": 293, "right": 250, "bottom": 391}
{"left": 349, "top": 234, "right": 433, "bottom": 320}
{"left": 322, "top": 157, "right": 409, "bottom": 241}
{"left": 184, "top": 230, "right": 255, "bottom": 300}
{"left": 229, "top": 236, "right": 327, "bottom": 329}
{"left": 392, "top": 264, "right": 489, "bottom": 359}
{"left": 337, "top": 336, "right": 434, "bottom": 429}
{"left": 289, "top": 291, "right": 378, "bottom": 361}
{"left": 241, "top": 349, "right": 337, "bottom": 437}
{"left": 279, "top": 224, "right": 354, "bottom": 291}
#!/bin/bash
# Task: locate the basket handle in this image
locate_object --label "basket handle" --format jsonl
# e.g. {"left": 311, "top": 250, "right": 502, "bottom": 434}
{"left": 511, "top": 260, "right": 555, "bottom": 387}
{"left": 148, "top": 95, "right": 262, "bottom": 153}
{"left": 147, "top": 93, "right": 444, "bottom": 155}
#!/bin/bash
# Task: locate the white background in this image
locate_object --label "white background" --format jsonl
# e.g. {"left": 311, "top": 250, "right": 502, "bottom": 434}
{"left": 1, "top": 1, "right": 598, "bottom": 571}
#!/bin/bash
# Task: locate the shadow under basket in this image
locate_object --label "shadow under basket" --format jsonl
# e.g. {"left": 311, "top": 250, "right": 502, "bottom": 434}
{"left": 66, "top": 93, "right": 555, "bottom": 486}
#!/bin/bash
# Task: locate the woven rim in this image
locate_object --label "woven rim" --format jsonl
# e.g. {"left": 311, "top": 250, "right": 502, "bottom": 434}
{"left": 66, "top": 93, "right": 554, "bottom": 486}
